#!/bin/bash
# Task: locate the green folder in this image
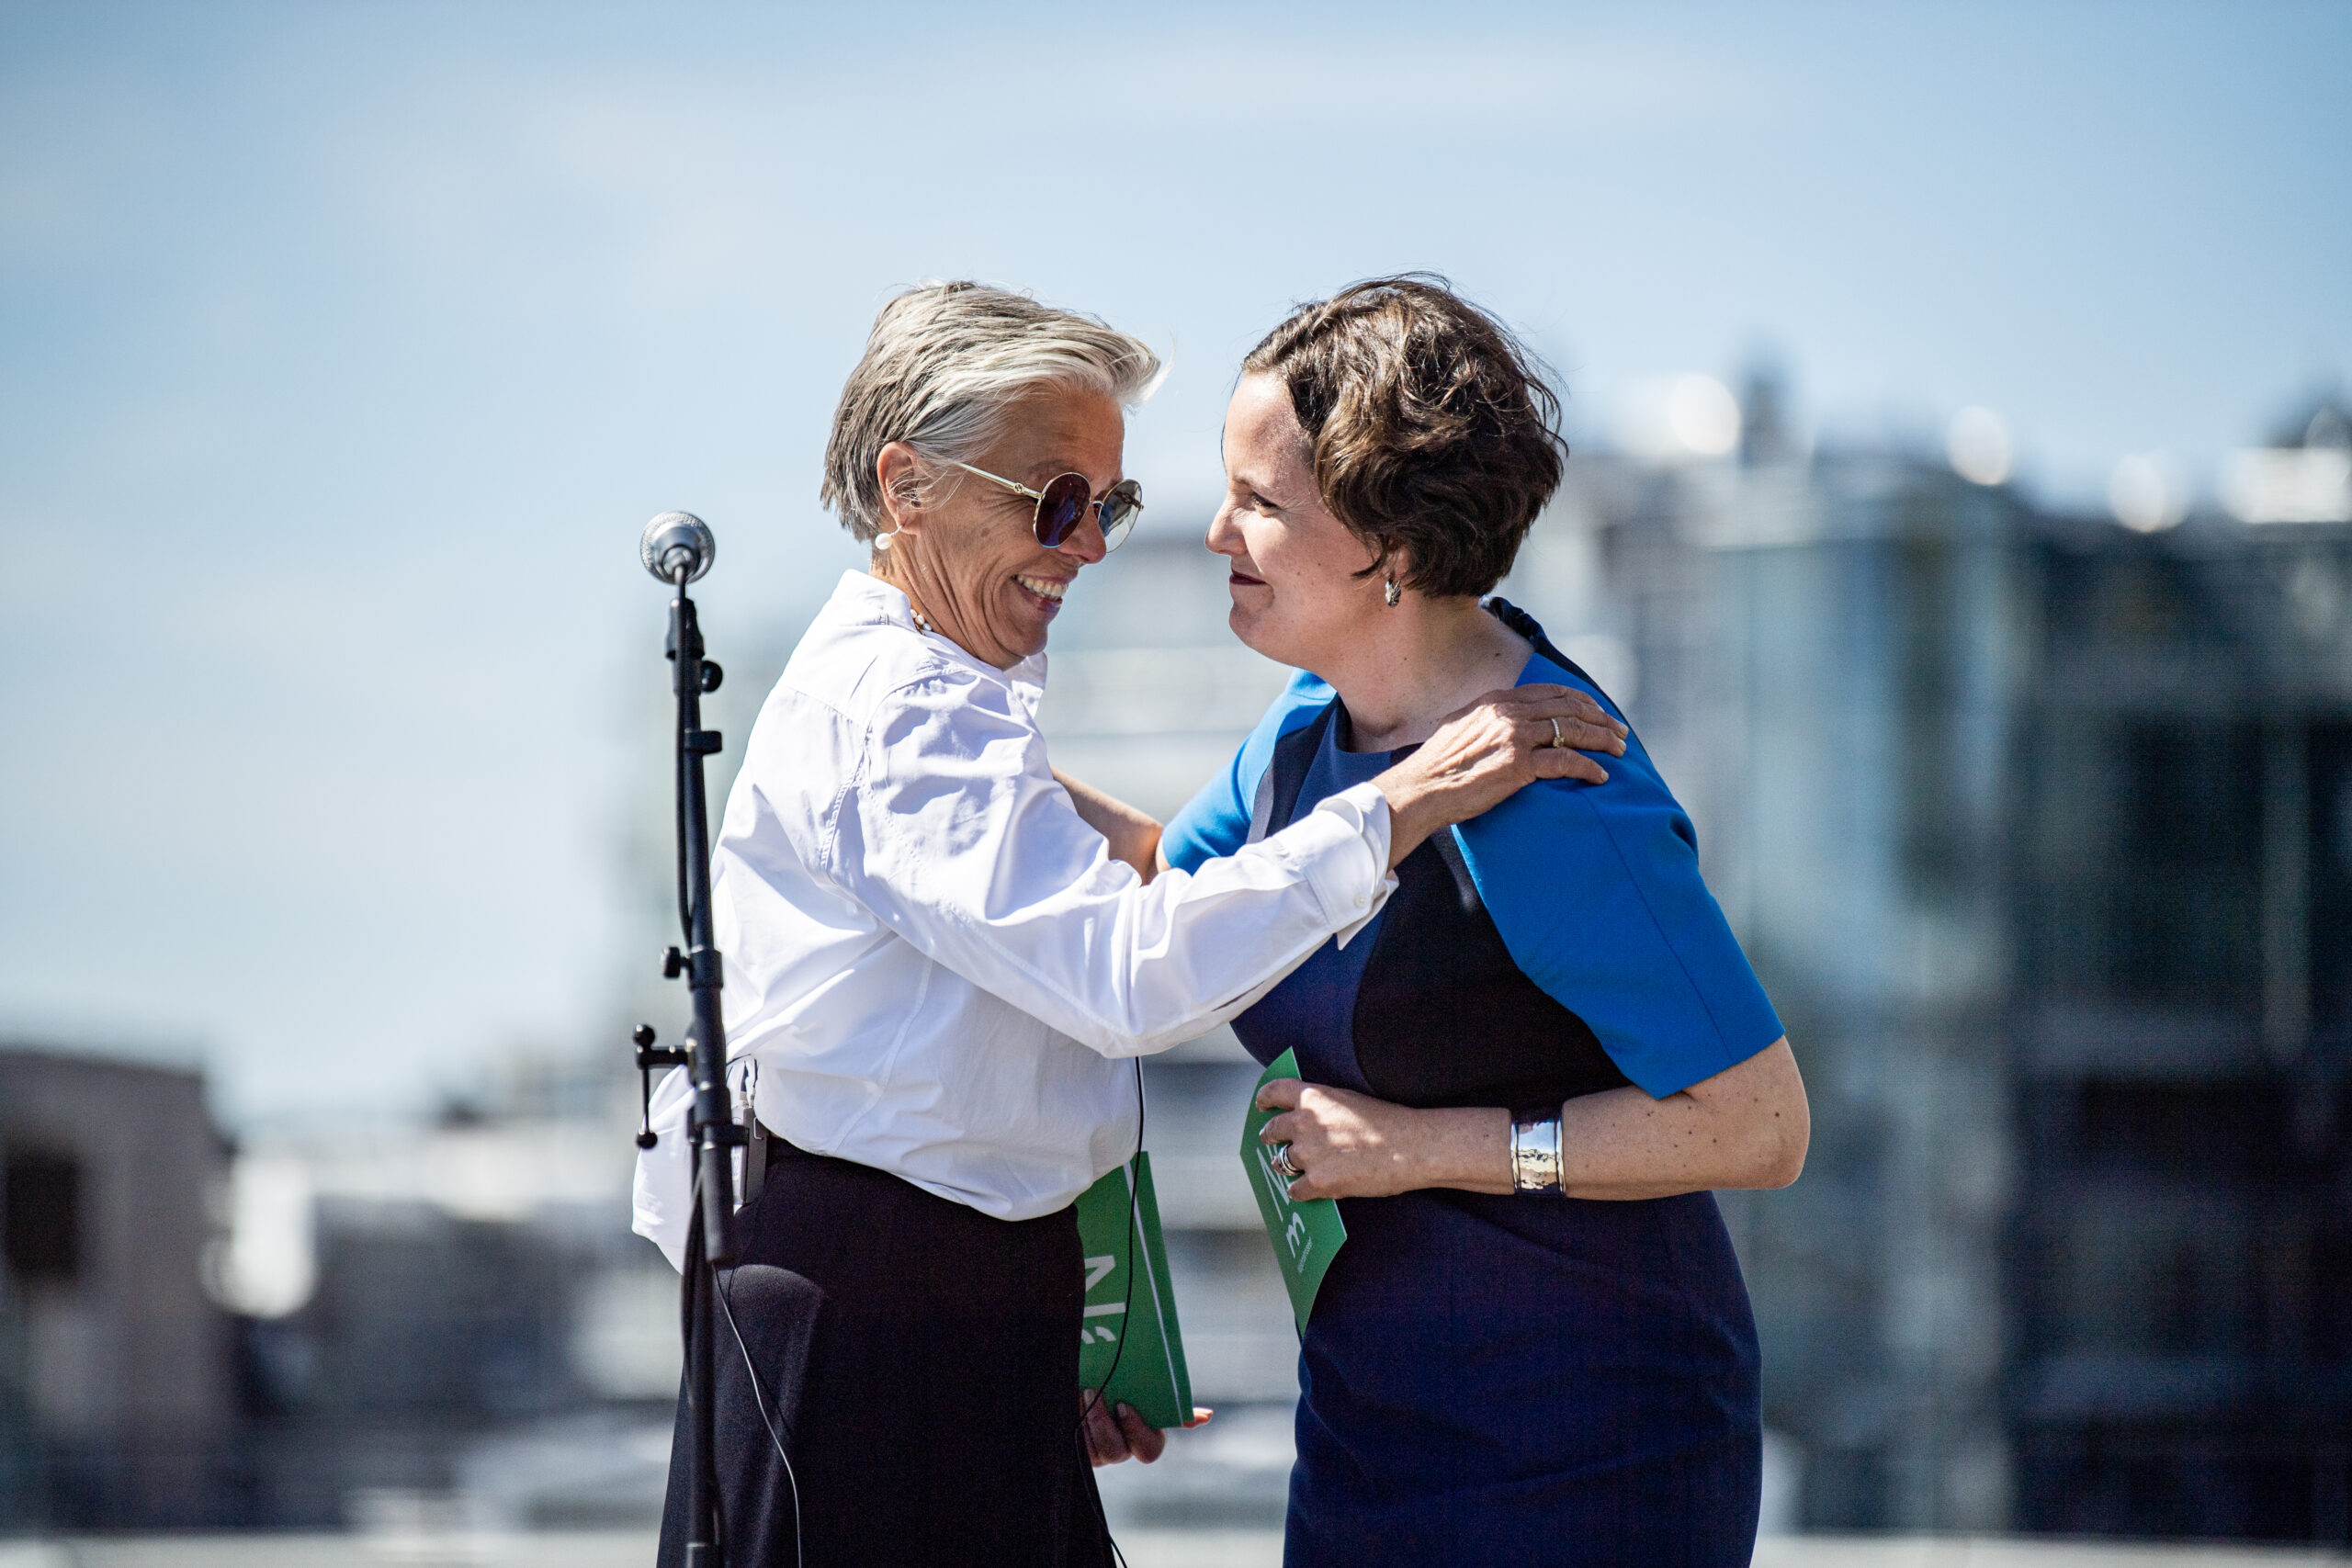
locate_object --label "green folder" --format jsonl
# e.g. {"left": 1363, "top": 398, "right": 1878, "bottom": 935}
{"left": 1239, "top": 1048, "right": 1349, "bottom": 1332}
{"left": 1075, "top": 1152, "right": 1193, "bottom": 1430}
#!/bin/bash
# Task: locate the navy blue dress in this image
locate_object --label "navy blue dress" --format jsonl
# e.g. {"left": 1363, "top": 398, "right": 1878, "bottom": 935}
{"left": 1162, "top": 604, "right": 1778, "bottom": 1568}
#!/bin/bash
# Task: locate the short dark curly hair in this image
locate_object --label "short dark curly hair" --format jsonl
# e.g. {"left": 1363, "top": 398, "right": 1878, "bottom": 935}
{"left": 1242, "top": 275, "right": 1567, "bottom": 599}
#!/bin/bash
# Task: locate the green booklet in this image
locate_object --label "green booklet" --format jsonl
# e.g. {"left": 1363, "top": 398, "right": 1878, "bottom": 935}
{"left": 1075, "top": 1152, "right": 1193, "bottom": 1430}
{"left": 1239, "top": 1048, "right": 1349, "bottom": 1332}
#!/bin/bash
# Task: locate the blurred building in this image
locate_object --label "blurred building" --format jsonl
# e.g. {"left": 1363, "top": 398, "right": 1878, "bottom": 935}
{"left": 1519, "top": 387, "right": 2352, "bottom": 1540}
{"left": 15, "top": 392, "right": 2344, "bottom": 1542}
{"left": 1053, "top": 385, "right": 2352, "bottom": 1540}
{"left": 1530, "top": 429, "right": 2028, "bottom": 1533}
{"left": 0, "top": 1043, "right": 682, "bottom": 1534}
{"left": 2002, "top": 412, "right": 2352, "bottom": 1539}
{"left": 0, "top": 1045, "right": 232, "bottom": 1529}
{"left": 219, "top": 1083, "right": 676, "bottom": 1531}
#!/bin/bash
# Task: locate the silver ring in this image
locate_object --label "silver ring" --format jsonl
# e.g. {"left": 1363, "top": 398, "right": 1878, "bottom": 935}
{"left": 1548, "top": 716, "right": 1566, "bottom": 749}
{"left": 1269, "top": 1144, "right": 1303, "bottom": 1180}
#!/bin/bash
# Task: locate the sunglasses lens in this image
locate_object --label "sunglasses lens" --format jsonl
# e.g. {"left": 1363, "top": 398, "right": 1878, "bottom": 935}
{"left": 1099, "top": 484, "right": 1143, "bottom": 552}
{"left": 1035, "top": 472, "right": 1091, "bottom": 547}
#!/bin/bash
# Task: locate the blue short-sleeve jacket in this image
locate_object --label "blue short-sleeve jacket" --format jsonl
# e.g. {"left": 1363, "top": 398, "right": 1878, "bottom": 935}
{"left": 1160, "top": 604, "right": 1782, "bottom": 1099}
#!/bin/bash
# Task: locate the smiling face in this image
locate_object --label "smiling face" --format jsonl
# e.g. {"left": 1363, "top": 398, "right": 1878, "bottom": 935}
{"left": 876, "top": 383, "right": 1125, "bottom": 667}
{"left": 1206, "top": 373, "right": 1385, "bottom": 671}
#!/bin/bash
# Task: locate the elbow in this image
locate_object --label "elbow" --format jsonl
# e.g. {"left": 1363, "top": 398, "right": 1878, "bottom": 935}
{"left": 1752, "top": 1089, "right": 1810, "bottom": 1190}
{"left": 1736, "top": 1036, "right": 1809, "bottom": 1190}
{"left": 1756, "top": 1121, "right": 1808, "bottom": 1190}
{"left": 1073, "top": 1016, "right": 1190, "bottom": 1061}
{"left": 1070, "top": 980, "right": 1244, "bottom": 1059}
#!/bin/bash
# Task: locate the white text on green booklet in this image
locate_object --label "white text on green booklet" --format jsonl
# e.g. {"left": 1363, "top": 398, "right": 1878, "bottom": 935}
{"left": 1239, "top": 1048, "right": 1348, "bottom": 1332}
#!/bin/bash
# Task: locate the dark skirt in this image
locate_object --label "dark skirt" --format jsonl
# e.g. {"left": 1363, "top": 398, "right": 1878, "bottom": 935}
{"left": 1288, "top": 1187, "right": 1760, "bottom": 1568}
{"left": 658, "top": 1141, "right": 1114, "bottom": 1568}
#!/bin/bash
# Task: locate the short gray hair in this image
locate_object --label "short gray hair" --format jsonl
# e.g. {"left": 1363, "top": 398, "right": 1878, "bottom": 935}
{"left": 820, "top": 282, "right": 1164, "bottom": 544}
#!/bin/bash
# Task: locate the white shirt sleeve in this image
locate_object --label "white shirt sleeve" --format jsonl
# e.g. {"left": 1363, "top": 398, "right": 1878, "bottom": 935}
{"left": 630, "top": 1065, "right": 695, "bottom": 1271}
{"left": 830, "top": 667, "right": 1394, "bottom": 1058}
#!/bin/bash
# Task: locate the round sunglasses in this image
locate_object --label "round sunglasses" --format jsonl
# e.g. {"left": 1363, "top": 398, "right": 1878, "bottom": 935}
{"left": 949, "top": 461, "right": 1145, "bottom": 552}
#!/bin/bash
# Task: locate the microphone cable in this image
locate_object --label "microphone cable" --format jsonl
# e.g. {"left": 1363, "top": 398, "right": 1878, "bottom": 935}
{"left": 683, "top": 1167, "right": 805, "bottom": 1568}
{"left": 718, "top": 1264, "right": 804, "bottom": 1568}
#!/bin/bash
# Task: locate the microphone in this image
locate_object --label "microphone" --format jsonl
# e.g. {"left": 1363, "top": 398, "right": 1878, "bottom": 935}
{"left": 641, "top": 511, "right": 716, "bottom": 585}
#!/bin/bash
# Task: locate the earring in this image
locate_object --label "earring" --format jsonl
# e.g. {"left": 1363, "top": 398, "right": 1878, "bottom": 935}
{"left": 873, "top": 521, "right": 900, "bottom": 552}
{"left": 1384, "top": 577, "right": 1401, "bottom": 607}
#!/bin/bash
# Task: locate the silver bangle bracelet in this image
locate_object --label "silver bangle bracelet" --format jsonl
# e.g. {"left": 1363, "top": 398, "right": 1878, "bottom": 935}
{"left": 1510, "top": 1114, "right": 1565, "bottom": 1194}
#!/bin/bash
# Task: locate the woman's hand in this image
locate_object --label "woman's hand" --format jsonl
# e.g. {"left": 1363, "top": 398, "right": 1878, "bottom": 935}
{"left": 1081, "top": 1393, "right": 1212, "bottom": 1467}
{"left": 1373, "top": 684, "right": 1626, "bottom": 867}
{"left": 1253, "top": 1079, "right": 1512, "bottom": 1200}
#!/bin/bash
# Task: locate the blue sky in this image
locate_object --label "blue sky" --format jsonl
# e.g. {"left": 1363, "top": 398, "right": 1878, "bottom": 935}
{"left": 2, "top": 1, "right": 2346, "bottom": 1123}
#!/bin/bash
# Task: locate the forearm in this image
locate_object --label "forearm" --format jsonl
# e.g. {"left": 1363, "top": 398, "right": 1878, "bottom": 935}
{"left": 1053, "top": 769, "right": 1162, "bottom": 881}
{"left": 1353, "top": 1094, "right": 1801, "bottom": 1200}
{"left": 887, "top": 787, "right": 1392, "bottom": 1060}
{"left": 1274, "top": 1040, "right": 1808, "bottom": 1202}
{"left": 1551, "top": 1091, "right": 1780, "bottom": 1200}
{"left": 1377, "top": 1105, "right": 1515, "bottom": 1196}
{"left": 1556, "top": 1039, "right": 1808, "bottom": 1199}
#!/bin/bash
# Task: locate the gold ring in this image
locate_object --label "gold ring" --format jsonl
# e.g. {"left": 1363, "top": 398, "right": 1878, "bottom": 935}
{"left": 1548, "top": 716, "right": 1566, "bottom": 748}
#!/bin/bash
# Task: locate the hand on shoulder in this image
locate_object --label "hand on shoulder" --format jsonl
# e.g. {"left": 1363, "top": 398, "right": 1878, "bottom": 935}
{"left": 1373, "top": 684, "right": 1628, "bottom": 864}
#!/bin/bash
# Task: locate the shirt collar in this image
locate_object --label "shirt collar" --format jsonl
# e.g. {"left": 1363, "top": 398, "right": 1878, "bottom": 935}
{"left": 830, "top": 570, "right": 1049, "bottom": 694}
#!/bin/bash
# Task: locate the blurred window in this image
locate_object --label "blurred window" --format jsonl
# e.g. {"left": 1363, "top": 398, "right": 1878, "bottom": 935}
{"left": 2076, "top": 1079, "right": 2285, "bottom": 1179}
{"left": 2019, "top": 1078, "right": 2313, "bottom": 1361}
{"left": 2312, "top": 724, "right": 2352, "bottom": 1030}
{"left": 2114, "top": 721, "right": 2263, "bottom": 1010}
{"left": 3, "top": 1147, "right": 82, "bottom": 1284}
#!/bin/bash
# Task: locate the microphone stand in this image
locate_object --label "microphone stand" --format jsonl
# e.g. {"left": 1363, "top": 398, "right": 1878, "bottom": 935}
{"left": 633, "top": 545, "right": 743, "bottom": 1568}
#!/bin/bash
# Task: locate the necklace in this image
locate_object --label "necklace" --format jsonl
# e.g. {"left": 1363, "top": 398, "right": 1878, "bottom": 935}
{"left": 882, "top": 570, "right": 937, "bottom": 634}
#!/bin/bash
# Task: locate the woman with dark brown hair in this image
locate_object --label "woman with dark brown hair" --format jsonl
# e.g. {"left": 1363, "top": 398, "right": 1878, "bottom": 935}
{"left": 633, "top": 281, "right": 1623, "bottom": 1568}
{"left": 1159, "top": 277, "right": 1809, "bottom": 1566}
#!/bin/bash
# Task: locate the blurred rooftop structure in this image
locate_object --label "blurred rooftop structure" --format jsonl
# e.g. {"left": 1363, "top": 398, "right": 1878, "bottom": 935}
{"left": 0, "top": 1048, "right": 231, "bottom": 1531}
{"left": 6, "top": 378, "right": 2348, "bottom": 1547}
{"left": 0, "top": 1529, "right": 2346, "bottom": 1568}
{"left": 1535, "top": 382, "right": 2350, "bottom": 1539}
{"left": 1044, "top": 376, "right": 2352, "bottom": 1541}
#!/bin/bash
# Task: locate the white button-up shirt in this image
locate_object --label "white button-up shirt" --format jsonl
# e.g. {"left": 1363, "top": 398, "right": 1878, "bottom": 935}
{"left": 632, "top": 570, "right": 1394, "bottom": 1269}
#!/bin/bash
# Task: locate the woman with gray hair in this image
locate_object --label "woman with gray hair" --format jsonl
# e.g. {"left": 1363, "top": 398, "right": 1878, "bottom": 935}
{"left": 632, "top": 282, "right": 1623, "bottom": 1567}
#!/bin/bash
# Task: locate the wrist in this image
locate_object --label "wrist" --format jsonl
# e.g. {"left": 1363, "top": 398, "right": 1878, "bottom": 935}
{"left": 1130, "top": 822, "right": 1164, "bottom": 883}
{"left": 1419, "top": 1106, "right": 1513, "bottom": 1194}
{"left": 1373, "top": 771, "right": 1443, "bottom": 868}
